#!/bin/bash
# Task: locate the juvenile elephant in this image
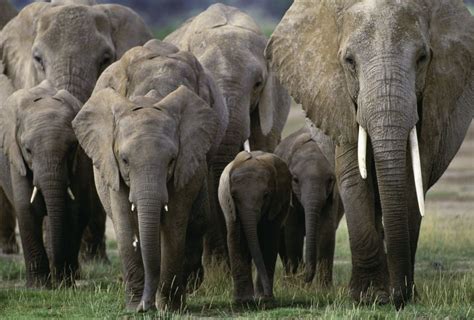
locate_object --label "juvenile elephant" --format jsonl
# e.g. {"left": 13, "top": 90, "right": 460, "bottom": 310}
{"left": 0, "top": 0, "right": 152, "bottom": 261}
{"left": 276, "top": 120, "right": 343, "bottom": 286}
{"left": 73, "top": 40, "right": 227, "bottom": 312}
{"left": 267, "top": 0, "right": 474, "bottom": 308}
{"left": 218, "top": 151, "right": 291, "bottom": 303}
{"left": 0, "top": 0, "right": 16, "bottom": 30}
{"left": 0, "top": 81, "right": 96, "bottom": 286}
{"left": 166, "top": 2, "right": 291, "bottom": 265}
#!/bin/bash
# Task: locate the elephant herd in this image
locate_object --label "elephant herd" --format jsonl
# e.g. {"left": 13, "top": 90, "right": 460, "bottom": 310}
{"left": 0, "top": 0, "right": 472, "bottom": 313}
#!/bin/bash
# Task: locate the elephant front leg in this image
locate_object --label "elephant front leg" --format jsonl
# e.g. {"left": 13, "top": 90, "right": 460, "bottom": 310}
{"left": 227, "top": 221, "right": 254, "bottom": 304}
{"left": 109, "top": 187, "right": 144, "bottom": 310}
{"left": 282, "top": 204, "right": 304, "bottom": 274}
{"left": 0, "top": 188, "right": 18, "bottom": 254}
{"left": 336, "top": 144, "right": 389, "bottom": 304}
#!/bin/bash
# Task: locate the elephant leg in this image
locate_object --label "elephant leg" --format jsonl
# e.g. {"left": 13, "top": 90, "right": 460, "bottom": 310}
{"left": 0, "top": 188, "right": 18, "bottom": 254}
{"left": 336, "top": 144, "right": 389, "bottom": 304}
{"left": 316, "top": 204, "right": 337, "bottom": 287}
{"left": 255, "top": 221, "right": 280, "bottom": 301}
{"left": 227, "top": 220, "right": 254, "bottom": 304}
{"left": 283, "top": 204, "right": 304, "bottom": 274}
{"left": 107, "top": 182, "right": 144, "bottom": 310}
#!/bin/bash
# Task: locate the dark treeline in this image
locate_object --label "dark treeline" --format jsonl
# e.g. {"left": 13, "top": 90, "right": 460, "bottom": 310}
{"left": 12, "top": 0, "right": 292, "bottom": 27}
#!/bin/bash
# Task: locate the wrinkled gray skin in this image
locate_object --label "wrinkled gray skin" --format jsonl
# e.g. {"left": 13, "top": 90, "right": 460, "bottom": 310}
{"left": 165, "top": 4, "right": 291, "bottom": 263}
{"left": 276, "top": 122, "right": 344, "bottom": 286}
{"left": 219, "top": 151, "right": 291, "bottom": 303}
{"left": 267, "top": 0, "right": 474, "bottom": 308}
{"left": 0, "top": 81, "right": 96, "bottom": 287}
{"left": 0, "top": 0, "right": 152, "bottom": 259}
{"left": 73, "top": 40, "right": 227, "bottom": 312}
{"left": 0, "top": 0, "right": 17, "bottom": 30}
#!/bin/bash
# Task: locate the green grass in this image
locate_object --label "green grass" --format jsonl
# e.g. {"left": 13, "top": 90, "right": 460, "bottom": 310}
{"left": 0, "top": 209, "right": 472, "bottom": 319}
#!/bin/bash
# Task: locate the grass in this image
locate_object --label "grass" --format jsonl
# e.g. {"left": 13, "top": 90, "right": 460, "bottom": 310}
{"left": 0, "top": 208, "right": 472, "bottom": 319}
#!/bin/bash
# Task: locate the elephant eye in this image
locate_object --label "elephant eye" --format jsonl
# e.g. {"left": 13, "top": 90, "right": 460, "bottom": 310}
{"left": 33, "top": 52, "right": 45, "bottom": 71}
{"left": 25, "top": 147, "right": 32, "bottom": 155}
{"left": 121, "top": 156, "right": 128, "bottom": 165}
{"left": 417, "top": 52, "right": 428, "bottom": 66}
{"left": 99, "top": 52, "right": 113, "bottom": 72}
{"left": 345, "top": 55, "right": 356, "bottom": 72}
{"left": 292, "top": 177, "right": 299, "bottom": 185}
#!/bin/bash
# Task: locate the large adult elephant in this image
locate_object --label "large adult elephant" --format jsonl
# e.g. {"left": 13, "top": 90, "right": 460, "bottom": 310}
{"left": 0, "top": 0, "right": 16, "bottom": 30}
{"left": 165, "top": 3, "right": 291, "bottom": 262}
{"left": 0, "top": 0, "right": 153, "bottom": 259}
{"left": 267, "top": 0, "right": 474, "bottom": 308}
{"left": 73, "top": 40, "right": 227, "bottom": 312}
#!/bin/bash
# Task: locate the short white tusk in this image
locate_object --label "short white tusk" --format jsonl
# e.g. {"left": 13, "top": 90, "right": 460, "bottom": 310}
{"left": 131, "top": 203, "right": 135, "bottom": 212}
{"left": 358, "top": 126, "right": 368, "bottom": 180}
{"left": 164, "top": 205, "right": 168, "bottom": 212}
{"left": 409, "top": 127, "right": 425, "bottom": 217}
{"left": 244, "top": 140, "right": 251, "bottom": 152}
{"left": 67, "top": 187, "right": 75, "bottom": 201}
{"left": 132, "top": 235, "right": 139, "bottom": 250}
{"left": 30, "top": 186, "right": 38, "bottom": 204}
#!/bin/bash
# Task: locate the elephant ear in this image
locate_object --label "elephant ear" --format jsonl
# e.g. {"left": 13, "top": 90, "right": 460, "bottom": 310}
{"left": 266, "top": 1, "right": 357, "bottom": 145}
{"left": 258, "top": 65, "right": 291, "bottom": 137}
{"left": 97, "top": 4, "right": 153, "bottom": 59}
{"left": 72, "top": 88, "right": 131, "bottom": 191}
{"left": 0, "top": 3, "right": 51, "bottom": 89}
{"left": 0, "top": 88, "right": 33, "bottom": 176}
{"left": 218, "top": 160, "right": 237, "bottom": 223}
{"left": 53, "top": 89, "right": 83, "bottom": 114}
{"left": 257, "top": 153, "right": 291, "bottom": 221}
{"left": 420, "top": 0, "right": 474, "bottom": 187}
{"left": 157, "top": 85, "right": 219, "bottom": 190}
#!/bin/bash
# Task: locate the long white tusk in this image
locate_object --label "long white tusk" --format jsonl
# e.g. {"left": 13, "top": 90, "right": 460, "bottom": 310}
{"left": 409, "top": 127, "right": 425, "bottom": 217}
{"left": 244, "top": 140, "right": 251, "bottom": 152}
{"left": 131, "top": 203, "right": 135, "bottom": 212}
{"left": 30, "top": 186, "right": 38, "bottom": 204}
{"left": 358, "top": 126, "right": 368, "bottom": 180}
{"left": 67, "top": 187, "right": 75, "bottom": 201}
{"left": 164, "top": 205, "right": 168, "bottom": 212}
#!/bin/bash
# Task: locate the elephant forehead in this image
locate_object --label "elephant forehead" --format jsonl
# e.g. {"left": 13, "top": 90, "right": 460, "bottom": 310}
{"left": 117, "top": 111, "right": 177, "bottom": 139}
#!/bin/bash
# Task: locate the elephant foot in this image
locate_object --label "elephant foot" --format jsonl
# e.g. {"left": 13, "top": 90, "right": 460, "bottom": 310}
{"left": 350, "top": 265, "right": 390, "bottom": 305}
{"left": 26, "top": 274, "right": 51, "bottom": 289}
{"left": 255, "top": 295, "right": 275, "bottom": 309}
{"left": 392, "top": 281, "right": 414, "bottom": 310}
{"left": 186, "top": 267, "right": 204, "bottom": 293}
{"left": 0, "top": 239, "right": 19, "bottom": 254}
{"left": 136, "top": 299, "right": 157, "bottom": 313}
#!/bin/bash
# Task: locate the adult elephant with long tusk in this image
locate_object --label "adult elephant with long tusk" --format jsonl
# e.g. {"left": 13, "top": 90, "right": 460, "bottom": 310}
{"left": 0, "top": 80, "right": 96, "bottom": 287}
{"left": 266, "top": 0, "right": 474, "bottom": 309}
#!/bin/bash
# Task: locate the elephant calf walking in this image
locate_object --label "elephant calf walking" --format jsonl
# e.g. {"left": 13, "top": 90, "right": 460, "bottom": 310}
{"left": 218, "top": 151, "right": 291, "bottom": 303}
{"left": 276, "top": 120, "right": 344, "bottom": 286}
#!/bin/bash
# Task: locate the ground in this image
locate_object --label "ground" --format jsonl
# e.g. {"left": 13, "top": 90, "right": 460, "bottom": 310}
{"left": 0, "top": 106, "right": 472, "bottom": 319}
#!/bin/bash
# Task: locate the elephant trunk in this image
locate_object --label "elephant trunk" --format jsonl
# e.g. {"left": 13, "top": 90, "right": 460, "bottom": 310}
{"left": 37, "top": 170, "right": 69, "bottom": 282}
{"left": 52, "top": 60, "right": 96, "bottom": 103}
{"left": 134, "top": 171, "right": 167, "bottom": 312}
{"left": 302, "top": 198, "right": 325, "bottom": 283}
{"left": 358, "top": 64, "right": 419, "bottom": 305}
{"left": 240, "top": 207, "right": 272, "bottom": 298}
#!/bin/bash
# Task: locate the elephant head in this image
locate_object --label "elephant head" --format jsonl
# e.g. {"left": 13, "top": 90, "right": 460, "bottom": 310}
{"left": 267, "top": 0, "right": 474, "bottom": 305}
{"left": 165, "top": 4, "right": 291, "bottom": 153}
{"left": 218, "top": 151, "right": 291, "bottom": 300}
{"left": 276, "top": 123, "right": 336, "bottom": 283}
{"left": 0, "top": 80, "right": 82, "bottom": 279}
{"left": 0, "top": 1, "right": 152, "bottom": 102}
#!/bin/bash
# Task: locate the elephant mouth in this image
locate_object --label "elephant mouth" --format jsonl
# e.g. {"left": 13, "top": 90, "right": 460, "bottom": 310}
{"left": 357, "top": 125, "right": 424, "bottom": 217}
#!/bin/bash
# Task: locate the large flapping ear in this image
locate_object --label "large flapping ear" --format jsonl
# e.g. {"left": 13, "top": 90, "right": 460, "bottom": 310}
{"left": 97, "top": 4, "right": 153, "bottom": 59}
{"left": 218, "top": 160, "right": 237, "bottom": 223}
{"left": 0, "top": 3, "right": 51, "bottom": 89}
{"left": 72, "top": 88, "right": 131, "bottom": 191}
{"left": 419, "top": 0, "right": 474, "bottom": 186}
{"left": 266, "top": 1, "right": 357, "bottom": 145}
{"left": 258, "top": 65, "right": 291, "bottom": 137}
{"left": 0, "top": 89, "right": 32, "bottom": 176}
{"left": 156, "top": 85, "right": 219, "bottom": 190}
{"left": 256, "top": 153, "right": 291, "bottom": 221}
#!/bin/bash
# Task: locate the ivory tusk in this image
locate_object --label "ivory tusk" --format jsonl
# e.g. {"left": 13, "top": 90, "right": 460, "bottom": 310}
{"left": 409, "top": 127, "right": 425, "bottom": 217}
{"left": 30, "top": 186, "right": 38, "bottom": 204}
{"left": 132, "top": 235, "right": 139, "bottom": 250}
{"left": 244, "top": 140, "right": 251, "bottom": 152}
{"left": 131, "top": 203, "right": 135, "bottom": 212}
{"left": 67, "top": 187, "right": 75, "bottom": 201}
{"left": 164, "top": 205, "right": 168, "bottom": 212}
{"left": 358, "top": 126, "right": 368, "bottom": 180}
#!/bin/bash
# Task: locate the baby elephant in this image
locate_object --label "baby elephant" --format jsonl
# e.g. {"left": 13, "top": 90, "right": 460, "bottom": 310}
{"left": 219, "top": 151, "right": 291, "bottom": 303}
{"left": 276, "top": 121, "right": 343, "bottom": 286}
